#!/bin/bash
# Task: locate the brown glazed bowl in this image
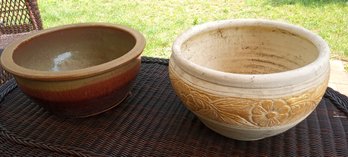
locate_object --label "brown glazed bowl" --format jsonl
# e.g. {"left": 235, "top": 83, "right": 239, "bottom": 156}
{"left": 0, "top": 23, "right": 145, "bottom": 118}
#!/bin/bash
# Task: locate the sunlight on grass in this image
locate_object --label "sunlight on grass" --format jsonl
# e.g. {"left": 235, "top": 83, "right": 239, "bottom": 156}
{"left": 38, "top": 0, "right": 348, "bottom": 59}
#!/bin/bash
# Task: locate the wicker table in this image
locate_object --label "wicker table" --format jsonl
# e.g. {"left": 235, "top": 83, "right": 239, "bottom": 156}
{"left": 1, "top": 56, "right": 348, "bottom": 156}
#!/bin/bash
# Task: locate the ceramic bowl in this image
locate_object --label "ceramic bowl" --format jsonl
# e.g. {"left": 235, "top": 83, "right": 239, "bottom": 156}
{"left": 0, "top": 23, "right": 145, "bottom": 118}
{"left": 169, "top": 19, "right": 330, "bottom": 141}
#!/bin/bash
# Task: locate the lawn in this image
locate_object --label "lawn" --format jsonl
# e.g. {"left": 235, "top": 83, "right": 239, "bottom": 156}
{"left": 38, "top": 0, "right": 348, "bottom": 59}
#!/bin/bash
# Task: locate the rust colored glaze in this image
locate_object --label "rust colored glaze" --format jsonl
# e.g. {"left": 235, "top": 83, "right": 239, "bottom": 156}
{"left": 17, "top": 62, "right": 140, "bottom": 102}
{"left": 30, "top": 82, "right": 133, "bottom": 118}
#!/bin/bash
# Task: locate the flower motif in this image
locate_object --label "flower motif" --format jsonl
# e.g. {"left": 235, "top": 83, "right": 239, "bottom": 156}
{"left": 170, "top": 65, "right": 327, "bottom": 128}
{"left": 251, "top": 99, "right": 291, "bottom": 127}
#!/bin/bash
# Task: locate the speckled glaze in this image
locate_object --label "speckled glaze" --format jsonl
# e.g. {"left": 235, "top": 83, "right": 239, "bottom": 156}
{"left": 0, "top": 23, "right": 145, "bottom": 118}
{"left": 169, "top": 19, "right": 330, "bottom": 141}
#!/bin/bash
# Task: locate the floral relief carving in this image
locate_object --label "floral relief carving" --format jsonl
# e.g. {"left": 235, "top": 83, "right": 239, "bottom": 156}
{"left": 169, "top": 66, "right": 328, "bottom": 128}
{"left": 251, "top": 100, "right": 290, "bottom": 127}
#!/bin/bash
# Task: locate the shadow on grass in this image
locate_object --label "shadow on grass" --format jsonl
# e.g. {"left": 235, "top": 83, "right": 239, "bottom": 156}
{"left": 267, "top": 0, "right": 348, "bottom": 6}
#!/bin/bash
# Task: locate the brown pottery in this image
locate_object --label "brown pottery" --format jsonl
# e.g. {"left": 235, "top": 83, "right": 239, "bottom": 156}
{"left": 1, "top": 23, "right": 146, "bottom": 118}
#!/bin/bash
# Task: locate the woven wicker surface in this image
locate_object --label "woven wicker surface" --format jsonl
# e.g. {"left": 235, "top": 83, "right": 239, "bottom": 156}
{"left": 0, "top": 32, "right": 36, "bottom": 50}
{"left": 0, "top": 0, "right": 43, "bottom": 49}
{"left": 1, "top": 57, "right": 348, "bottom": 156}
{"left": 0, "top": 0, "right": 43, "bottom": 34}
{"left": 0, "top": 48, "right": 13, "bottom": 84}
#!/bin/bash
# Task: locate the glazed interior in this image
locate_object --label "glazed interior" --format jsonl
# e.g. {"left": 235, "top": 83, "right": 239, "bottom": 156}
{"left": 181, "top": 26, "right": 318, "bottom": 74}
{"left": 13, "top": 26, "right": 136, "bottom": 71}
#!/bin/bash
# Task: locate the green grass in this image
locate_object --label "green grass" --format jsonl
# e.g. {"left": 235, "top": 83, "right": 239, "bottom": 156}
{"left": 38, "top": 0, "right": 348, "bottom": 59}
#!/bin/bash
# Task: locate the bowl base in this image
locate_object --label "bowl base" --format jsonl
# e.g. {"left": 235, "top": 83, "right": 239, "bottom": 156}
{"left": 197, "top": 115, "right": 295, "bottom": 141}
{"left": 28, "top": 82, "right": 133, "bottom": 118}
{"left": 70, "top": 92, "right": 131, "bottom": 118}
{"left": 40, "top": 92, "right": 130, "bottom": 118}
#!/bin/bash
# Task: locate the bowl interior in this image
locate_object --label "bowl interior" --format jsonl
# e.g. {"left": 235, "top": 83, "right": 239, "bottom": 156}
{"left": 181, "top": 26, "right": 318, "bottom": 74}
{"left": 13, "top": 26, "right": 136, "bottom": 71}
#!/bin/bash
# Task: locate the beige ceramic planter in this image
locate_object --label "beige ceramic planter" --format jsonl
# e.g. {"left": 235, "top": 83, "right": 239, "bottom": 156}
{"left": 169, "top": 19, "right": 330, "bottom": 141}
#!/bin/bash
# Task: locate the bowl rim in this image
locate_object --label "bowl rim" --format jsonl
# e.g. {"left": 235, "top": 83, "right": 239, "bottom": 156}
{"left": 0, "top": 23, "right": 146, "bottom": 81}
{"left": 171, "top": 19, "right": 330, "bottom": 88}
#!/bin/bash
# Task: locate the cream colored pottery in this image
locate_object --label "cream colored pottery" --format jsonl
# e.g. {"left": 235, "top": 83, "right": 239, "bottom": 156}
{"left": 169, "top": 19, "right": 330, "bottom": 141}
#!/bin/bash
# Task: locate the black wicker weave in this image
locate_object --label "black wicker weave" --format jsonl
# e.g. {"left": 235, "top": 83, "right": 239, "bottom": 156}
{"left": 0, "top": 0, "right": 43, "bottom": 50}
{"left": 0, "top": 57, "right": 348, "bottom": 156}
{"left": 0, "top": 0, "right": 43, "bottom": 35}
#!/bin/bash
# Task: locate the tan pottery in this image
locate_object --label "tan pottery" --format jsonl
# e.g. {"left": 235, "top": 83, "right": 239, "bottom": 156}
{"left": 0, "top": 23, "right": 146, "bottom": 118}
{"left": 169, "top": 19, "right": 330, "bottom": 140}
